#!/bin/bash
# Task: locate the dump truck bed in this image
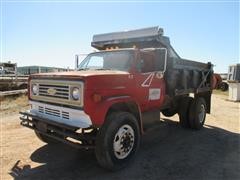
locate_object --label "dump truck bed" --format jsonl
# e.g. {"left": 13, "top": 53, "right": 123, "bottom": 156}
{"left": 92, "top": 26, "right": 213, "bottom": 97}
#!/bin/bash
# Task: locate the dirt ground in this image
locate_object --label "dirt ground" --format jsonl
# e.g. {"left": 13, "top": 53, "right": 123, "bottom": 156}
{"left": 1, "top": 92, "right": 239, "bottom": 180}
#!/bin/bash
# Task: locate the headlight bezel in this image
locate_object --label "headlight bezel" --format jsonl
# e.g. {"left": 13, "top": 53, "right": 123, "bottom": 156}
{"left": 32, "top": 84, "right": 39, "bottom": 95}
{"left": 71, "top": 87, "right": 81, "bottom": 100}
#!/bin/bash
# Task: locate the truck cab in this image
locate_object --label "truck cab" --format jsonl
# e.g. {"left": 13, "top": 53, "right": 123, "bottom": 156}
{"left": 20, "top": 27, "right": 213, "bottom": 170}
{"left": 78, "top": 48, "right": 167, "bottom": 112}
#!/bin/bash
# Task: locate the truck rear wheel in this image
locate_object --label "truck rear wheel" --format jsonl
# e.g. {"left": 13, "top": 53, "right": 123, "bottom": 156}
{"left": 178, "top": 97, "right": 193, "bottom": 128}
{"left": 95, "top": 112, "right": 140, "bottom": 171}
{"left": 189, "top": 97, "right": 207, "bottom": 130}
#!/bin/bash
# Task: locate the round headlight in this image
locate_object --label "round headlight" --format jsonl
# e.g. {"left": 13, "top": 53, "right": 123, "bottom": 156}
{"left": 72, "top": 87, "right": 80, "bottom": 100}
{"left": 32, "top": 84, "right": 38, "bottom": 95}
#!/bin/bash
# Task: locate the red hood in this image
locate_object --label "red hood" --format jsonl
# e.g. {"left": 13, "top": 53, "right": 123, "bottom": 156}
{"left": 30, "top": 70, "right": 129, "bottom": 79}
{"left": 30, "top": 70, "right": 133, "bottom": 90}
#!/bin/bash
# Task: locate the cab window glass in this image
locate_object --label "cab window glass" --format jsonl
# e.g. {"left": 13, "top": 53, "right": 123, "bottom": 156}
{"left": 138, "top": 52, "right": 155, "bottom": 73}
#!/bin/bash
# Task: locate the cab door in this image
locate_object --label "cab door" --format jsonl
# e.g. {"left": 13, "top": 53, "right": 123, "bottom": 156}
{"left": 134, "top": 48, "right": 167, "bottom": 111}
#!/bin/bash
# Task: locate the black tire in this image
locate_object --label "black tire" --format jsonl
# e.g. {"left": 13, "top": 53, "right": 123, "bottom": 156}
{"left": 34, "top": 131, "right": 59, "bottom": 144}
{"left": 220, "top": 82, "right": 228, "bottom": 91}
{"left": 178, "top": 97, "right": 193, "bottom": 128}
{"left": 95, "top": 112, "right": 140, "bottom": 171}
{"left": 189, "top": 97, "right": 207, "bottom": 130}
{"left": 162, "top": 108, "right": 177, "bottom": 117}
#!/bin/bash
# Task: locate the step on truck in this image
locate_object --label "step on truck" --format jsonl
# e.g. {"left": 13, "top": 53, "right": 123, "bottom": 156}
{"left": 20, "top": 26, "right": 213, "bottom": 170}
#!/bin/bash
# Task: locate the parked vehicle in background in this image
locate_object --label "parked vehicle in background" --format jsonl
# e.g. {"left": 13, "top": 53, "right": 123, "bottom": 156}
{"left": 227, "top": 64, "right": 240, "bottom": 101}
{"left": 20, "top": 26, "right": 213, "bottom": 170}
{"left": 0, "top": 62, "right": 28, "bottom": 91}
{"left": 0, "top": 62, "right": 70, "bottom": 91}
{"left": 0, "top": 62, "right": 16, "bottom": 75}
{"left": 212, "top": 73, "right": 228, "bottom": 91}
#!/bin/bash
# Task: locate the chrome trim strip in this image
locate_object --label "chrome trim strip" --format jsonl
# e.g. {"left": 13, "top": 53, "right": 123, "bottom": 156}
{"left": 107, "top": 95, "right": 130, "bottom": 101}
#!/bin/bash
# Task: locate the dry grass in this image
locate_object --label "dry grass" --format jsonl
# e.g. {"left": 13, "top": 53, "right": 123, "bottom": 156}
{"left": 0, "top": 94, "right": 29, "bottom": 115}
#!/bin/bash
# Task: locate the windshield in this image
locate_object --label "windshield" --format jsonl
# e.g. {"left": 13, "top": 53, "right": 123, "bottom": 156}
{"left": 78, "top": 50, "right": 133, "bottom": 71}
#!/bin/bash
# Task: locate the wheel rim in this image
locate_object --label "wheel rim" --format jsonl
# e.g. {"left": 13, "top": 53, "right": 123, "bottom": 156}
{"left": 113, "top": 124, "right": 135, "bottom": 159}
{"left": 198, "top": 104, "right": 205, "bottom": 124}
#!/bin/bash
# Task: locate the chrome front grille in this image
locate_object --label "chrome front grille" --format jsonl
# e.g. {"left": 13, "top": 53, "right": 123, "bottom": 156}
{"left": 30, "top": 79, "right": 83, "bottom": 107}
{"left": 38, "top": 84, "right": 69, "bottom": 99}
{"left": 38, "top": 106, "right": 69, "bottom": 119}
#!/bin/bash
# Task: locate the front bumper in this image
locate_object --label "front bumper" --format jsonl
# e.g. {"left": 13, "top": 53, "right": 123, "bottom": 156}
{"left": 29, "top": 101, "right": 92, "bottom": 128}
{"left": 19, "top": 110, "right": 96, "bottom": 149}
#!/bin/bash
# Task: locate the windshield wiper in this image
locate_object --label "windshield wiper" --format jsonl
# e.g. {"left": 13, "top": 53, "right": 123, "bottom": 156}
{"left": 78, "top": 68, "right": 90, "bottom": 71}
{"left": 94, "top": 68, "right": 115, "bottom": 71}
{"left": 78, "top": 68, "right": 117, "bottom": 71}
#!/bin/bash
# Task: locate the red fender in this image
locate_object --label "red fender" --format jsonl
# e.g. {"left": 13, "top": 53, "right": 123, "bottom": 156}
{"left": 86, "top": 96, "right": 143, "bottom": 132}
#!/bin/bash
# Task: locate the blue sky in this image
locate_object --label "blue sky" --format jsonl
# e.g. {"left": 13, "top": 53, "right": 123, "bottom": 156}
{"left": 1, "top": 0, "right": 239, "bottom": 73}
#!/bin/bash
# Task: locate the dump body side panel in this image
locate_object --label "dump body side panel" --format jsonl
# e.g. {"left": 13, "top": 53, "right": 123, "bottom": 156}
{"left": 165, "top": 57, "right": 213, "bottom": 97}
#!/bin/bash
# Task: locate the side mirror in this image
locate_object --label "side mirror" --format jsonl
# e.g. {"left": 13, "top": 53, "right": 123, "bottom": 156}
{"left": 75, "top": 55, "right": 79, "bottom": 70}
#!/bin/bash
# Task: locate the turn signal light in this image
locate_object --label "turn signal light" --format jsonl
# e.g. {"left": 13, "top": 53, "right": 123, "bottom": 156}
{"left": 93, "top": 93, "right": 102, "bottom": 102}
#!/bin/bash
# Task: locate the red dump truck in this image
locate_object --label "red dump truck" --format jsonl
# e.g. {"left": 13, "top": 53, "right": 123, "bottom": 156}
{"left": 20, "top": 27, "right": 213, "bottom": 170}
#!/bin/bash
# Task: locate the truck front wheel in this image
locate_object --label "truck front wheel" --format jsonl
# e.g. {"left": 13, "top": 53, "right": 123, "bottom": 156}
{"left": 189, "top": 97, "right": 207, "bottom": 130}
{"left": 95, "top": 112, "right": 140, "bottom": 171}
